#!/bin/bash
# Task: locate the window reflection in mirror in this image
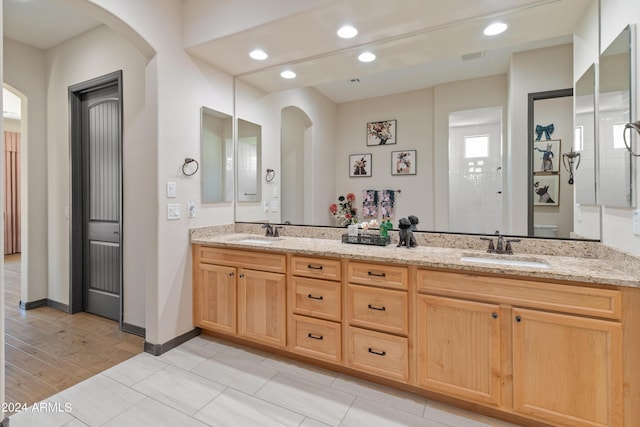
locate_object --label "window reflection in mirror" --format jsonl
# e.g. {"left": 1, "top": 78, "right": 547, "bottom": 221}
{"left": 448, "top": 107, "right": 503, "bottom": 234}
{"left": 598, "top": 26, "right": 634, "bottom": 207}
{"left": 201, "top": 107, "right": 233, "bottom": 203}
{"left": 237, "top": 118, "right": 261, "bottom": 203}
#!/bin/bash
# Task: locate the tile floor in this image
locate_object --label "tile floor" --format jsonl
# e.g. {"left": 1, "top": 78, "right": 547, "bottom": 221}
{"left": 8, "top": 335, "right": 521, "bottom": 427}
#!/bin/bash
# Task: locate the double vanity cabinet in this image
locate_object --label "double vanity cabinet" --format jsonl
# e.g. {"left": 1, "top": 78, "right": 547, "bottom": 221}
{"left": 192, "top": 240, "right": 640, "bottom": 427}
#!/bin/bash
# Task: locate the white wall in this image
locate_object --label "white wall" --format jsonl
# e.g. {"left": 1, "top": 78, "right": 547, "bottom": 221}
{"left": 3, "top": 38, "right": 49, "bottom": 305}
{"left": 508, "top": 44, "right": 574, "bottom": 235}
{"left": 335, "top": 88, "right": 433, "bottom": 227}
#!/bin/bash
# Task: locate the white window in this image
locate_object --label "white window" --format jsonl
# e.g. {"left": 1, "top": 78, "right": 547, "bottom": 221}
{"left": 613, "top": 123, "right": 626, "bottom": 149}
{"left": 574, "top": 126, "right": 584, "bottom": 151}
{"left": 464, "top": 135, "right": 489, "bottom": 158}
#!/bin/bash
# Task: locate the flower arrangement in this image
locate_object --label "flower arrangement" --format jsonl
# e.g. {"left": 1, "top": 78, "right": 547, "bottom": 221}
{"left": 367, "top": 121, "right": 393, "bottom": 144}
{"left": 329, "top": 193, "right": 358, "bottom": 225}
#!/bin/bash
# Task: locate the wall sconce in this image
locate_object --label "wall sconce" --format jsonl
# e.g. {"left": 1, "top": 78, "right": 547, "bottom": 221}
{"left": 562, "top": 148, "right": 581, "bottom": 185}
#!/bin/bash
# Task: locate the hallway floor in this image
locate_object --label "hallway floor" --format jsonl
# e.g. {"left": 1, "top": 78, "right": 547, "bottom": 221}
{"left": 4, "top": 254, "right": 143, "bottom": 413}
{"left": 9, "top": 334, "right": 519, "bottom": 427}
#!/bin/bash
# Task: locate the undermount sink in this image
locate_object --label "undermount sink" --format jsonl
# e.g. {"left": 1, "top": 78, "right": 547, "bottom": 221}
{"left": 460, "top": 253, "right": 551, "bottom": 269}
{"left": 233, "top": 237, "right": 282, "bottom": 245}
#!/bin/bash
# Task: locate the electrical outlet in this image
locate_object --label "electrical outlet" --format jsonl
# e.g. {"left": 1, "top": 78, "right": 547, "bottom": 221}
{"left": 633, "top": 209, "right": 640, "bottom": 236}
{"left": 270, "top": 200, "right": 279, "bottom": 212}
{"left": 187, "top": 201, "right": 196, "bottom": 218}
{"left": 167, "top": 203, "right": 181, "bottom": 220}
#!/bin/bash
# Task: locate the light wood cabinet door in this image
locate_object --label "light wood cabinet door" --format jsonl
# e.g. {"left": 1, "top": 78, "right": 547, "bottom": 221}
{"left": 416, "top": 295, "right": 502, "bottom": 406}
{"left": 238, "top": 268, "right": 287, "bottom": 349}
{"left": 512, "top": 308, "right": 623, "bottom": 427}
{"left": 194, "top": 263, "right": 237, "bottom": 334}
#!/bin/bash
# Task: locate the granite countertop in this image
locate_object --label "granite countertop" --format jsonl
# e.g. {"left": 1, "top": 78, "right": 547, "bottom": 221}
{"left": 191, "top": 233, "right": 640, "bottom": 289}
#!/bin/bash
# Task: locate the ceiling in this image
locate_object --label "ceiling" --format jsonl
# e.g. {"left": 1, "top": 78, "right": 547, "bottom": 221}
{"left": 3, "top": 0, "right": 591, "bottom": 104}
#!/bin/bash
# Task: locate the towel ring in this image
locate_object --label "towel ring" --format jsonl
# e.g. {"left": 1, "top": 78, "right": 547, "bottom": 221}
{"left": 182, "top": 158, "right": 199, "bottom": 176}
{"left": 623, "top": 121, "right": 640, "bottom": 157}
{"left": 265, "top": 168, "right": 276, "bottom": 182}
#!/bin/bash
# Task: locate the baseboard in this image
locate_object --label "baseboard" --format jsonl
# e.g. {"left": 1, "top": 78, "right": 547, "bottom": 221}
{"left": 121, "top": 322, "right": 145, "bottom": 337}
{"left": 144, "top": 328, "right": 201, "bottom": 356}
{"left": 45, "top": 299, "right": 71, "bottom": 313}
{"left": 19, "top": 299, "right": 47, "bottom": 310}
{"left": 19, "top": 299, "right": 70, "bottom": 313}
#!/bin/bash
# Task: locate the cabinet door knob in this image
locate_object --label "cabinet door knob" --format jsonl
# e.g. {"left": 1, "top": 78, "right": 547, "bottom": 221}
{"left": 368, "top": 348, "right": 386, "bottom": 356}
{"left": 491, "top": 312, "right": 498, "bottom": 319}
{"left": 367, "top": 304, "right": 386, "bottom": 311}
{"left": 239, "top": 274, "right": 245, "bottom": 278}
{"left": 229, "top": 272, "right": 234, "bottom": 277}
{"left": 307, "top": 294, "right": 324, "bottom": 300}
{"left": 307, "top": 333, "right": 324, "bottom": 340}
{"left": 515, "top": 315, "right": 522, "bottom": 322}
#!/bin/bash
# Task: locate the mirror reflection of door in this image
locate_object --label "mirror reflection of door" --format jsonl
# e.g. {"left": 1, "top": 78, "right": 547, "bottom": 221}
{"left": 281, "top": 106, "right": 312, "bottom": 225}
{"left": 236, "top": 119, "right": 261, "bottom": 203}
{"left": 201, "top": 107, "right": 233, "bottom": 204}
{"left": 448, "top": 107, "right": 503, "bottom": 234}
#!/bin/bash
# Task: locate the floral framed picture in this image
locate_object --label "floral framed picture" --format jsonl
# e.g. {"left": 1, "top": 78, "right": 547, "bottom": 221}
{"left": 349, "top": 153, "right": 372, "bottom": 177}
{"left": 533, "top": 174, "right": 560, "bottom": 206}
{"left": 367, "top": 120, "right": 396, "bottom": 145}
{"left": 391, "top": 150, "right": 416, "bottom": 175}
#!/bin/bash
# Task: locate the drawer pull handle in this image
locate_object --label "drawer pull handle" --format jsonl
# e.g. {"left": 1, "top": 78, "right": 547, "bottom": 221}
{"left": 367, "top": 304, "right": 386, "bottom": 311}
{"left": 367, "top": 271, "right": 386, "bottom": 278}
{"left": 307, "top": 333, "right": 324, "bottom": 340}
{"left": 307, "top": 264, "right": 324, "bottom": 270}
{"left": 307, "top": 294, "right": 324, "bottom": 300}
{"left": 368, "top": 348, "right": 386, "bottom": 356}
{"left": 491, "top": 312, "right": 498, "bottom": 319}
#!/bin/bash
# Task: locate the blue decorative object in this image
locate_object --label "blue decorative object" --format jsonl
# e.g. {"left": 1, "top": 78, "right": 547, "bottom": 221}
{"left": 535, "top": 124, "right": 555, "bottom": 141}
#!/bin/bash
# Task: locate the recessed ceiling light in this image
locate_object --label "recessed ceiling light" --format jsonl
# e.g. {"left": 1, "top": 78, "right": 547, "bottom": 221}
{"left": 249, "top": 49, "right": 268, "bottom": 60}
{"left": 358, "top": 52, "right": 376, "bottom": 63}
{"left": 337, "top": 25, "right": 358, "bottom": 39}
{"left": 280, "top": 70, "right": 296, "bottom": 79}
{"left": 483, "top": 22, "right": 508, "bottom": 36}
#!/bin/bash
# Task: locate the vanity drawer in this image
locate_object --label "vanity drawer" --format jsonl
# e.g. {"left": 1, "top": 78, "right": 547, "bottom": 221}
{"left": 196, "top": 246, "right": 286, "bottom": 273}
{"left": 348, "top": 284, "right": 408, "bottom": 335}
{"left": 291, "top": 256, "right": 341, "bottom": 281}
{"left": 291, "top": 315, "right": 341, "bottom": 363}
{"left": 347, "top": 326, "right": 409, "bottom": 382}
{"left": 417, "top": 270, "right": 622, "bottom": 320}
{"left": 347, "top": 262, "right": 408, "bottom": 290}
{"left": 292, "top": 277, "right": 341, "bottom": 321}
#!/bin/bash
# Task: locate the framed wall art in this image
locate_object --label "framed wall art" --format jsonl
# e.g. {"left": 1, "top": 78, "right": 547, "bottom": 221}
{"left": 532, "top": 139, "right": 560, "bottom": 173}
{"left": 533, "top": 174, "right": 560, "bottom": 206}
{"left": 391, "top": 150, "right": 416, "bottom": 175}
{"left": 367, "top": 120, "right": 396, "bottom": 146}
{"left": 349, "top": 153, "right": 372, "bottom": 177}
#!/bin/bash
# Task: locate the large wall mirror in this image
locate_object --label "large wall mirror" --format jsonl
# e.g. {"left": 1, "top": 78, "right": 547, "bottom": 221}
{"left": 201, "top": 107, "right": 233, "bottom": 204}
{"left": 598, "top": 25, "right": 635, "bottom": 208}
{"left": 233, "top": 1, "right": 601, "bottom": 240}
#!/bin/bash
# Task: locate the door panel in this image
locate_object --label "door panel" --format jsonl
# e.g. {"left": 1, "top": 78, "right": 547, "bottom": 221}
{"left": 81, "top": 85, "right": 122, "bottom": 321}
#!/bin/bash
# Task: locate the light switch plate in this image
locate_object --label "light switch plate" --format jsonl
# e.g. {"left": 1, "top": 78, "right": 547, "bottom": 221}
{"left": 167, "top": 203, "right": 181, "bottom": 220}
{"left": 166, "top": 182, "right": 176, "bottom": 198}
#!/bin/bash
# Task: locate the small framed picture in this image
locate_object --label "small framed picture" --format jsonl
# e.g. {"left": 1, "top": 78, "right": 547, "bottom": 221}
{"left": 533, "top": 174, "right": 560, "bottom": 206}
{"left": 533, "top": 139, "right": 561, "bottom": 173}
{"left": 367, "top": 120, "right": 396, "bottom": 146}
{"left": 391, "top": 150, "right": 416, "bottom": 175}
{"left": 349, "top": 153, "right": 372, "bottom": 177}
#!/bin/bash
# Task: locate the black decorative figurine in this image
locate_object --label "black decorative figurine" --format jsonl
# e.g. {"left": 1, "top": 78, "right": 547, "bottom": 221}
{"left": 397, "top": 217, "right": 417, "bottom": 248}
{"left": 408, "top": 215, "right": 419, "bottom": 231}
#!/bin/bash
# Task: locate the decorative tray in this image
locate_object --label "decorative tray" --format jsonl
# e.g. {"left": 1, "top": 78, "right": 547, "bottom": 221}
{"left": 341, "top": 233, "right": 390, "bottom": 246}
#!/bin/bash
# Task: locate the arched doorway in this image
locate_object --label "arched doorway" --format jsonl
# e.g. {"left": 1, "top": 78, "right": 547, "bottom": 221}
{"left": 281, "top": 106, "right": 312, "bottom": 225}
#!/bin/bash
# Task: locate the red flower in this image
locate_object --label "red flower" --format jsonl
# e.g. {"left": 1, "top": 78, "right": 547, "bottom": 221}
{"left": 345, "top": 213, "right": 352, "bottom": 219}
{"left": 329, "top": 204, "right": 338, "bottom": 214}
{"left": 346, "top": 193, "right": 356, "bottom": 202}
